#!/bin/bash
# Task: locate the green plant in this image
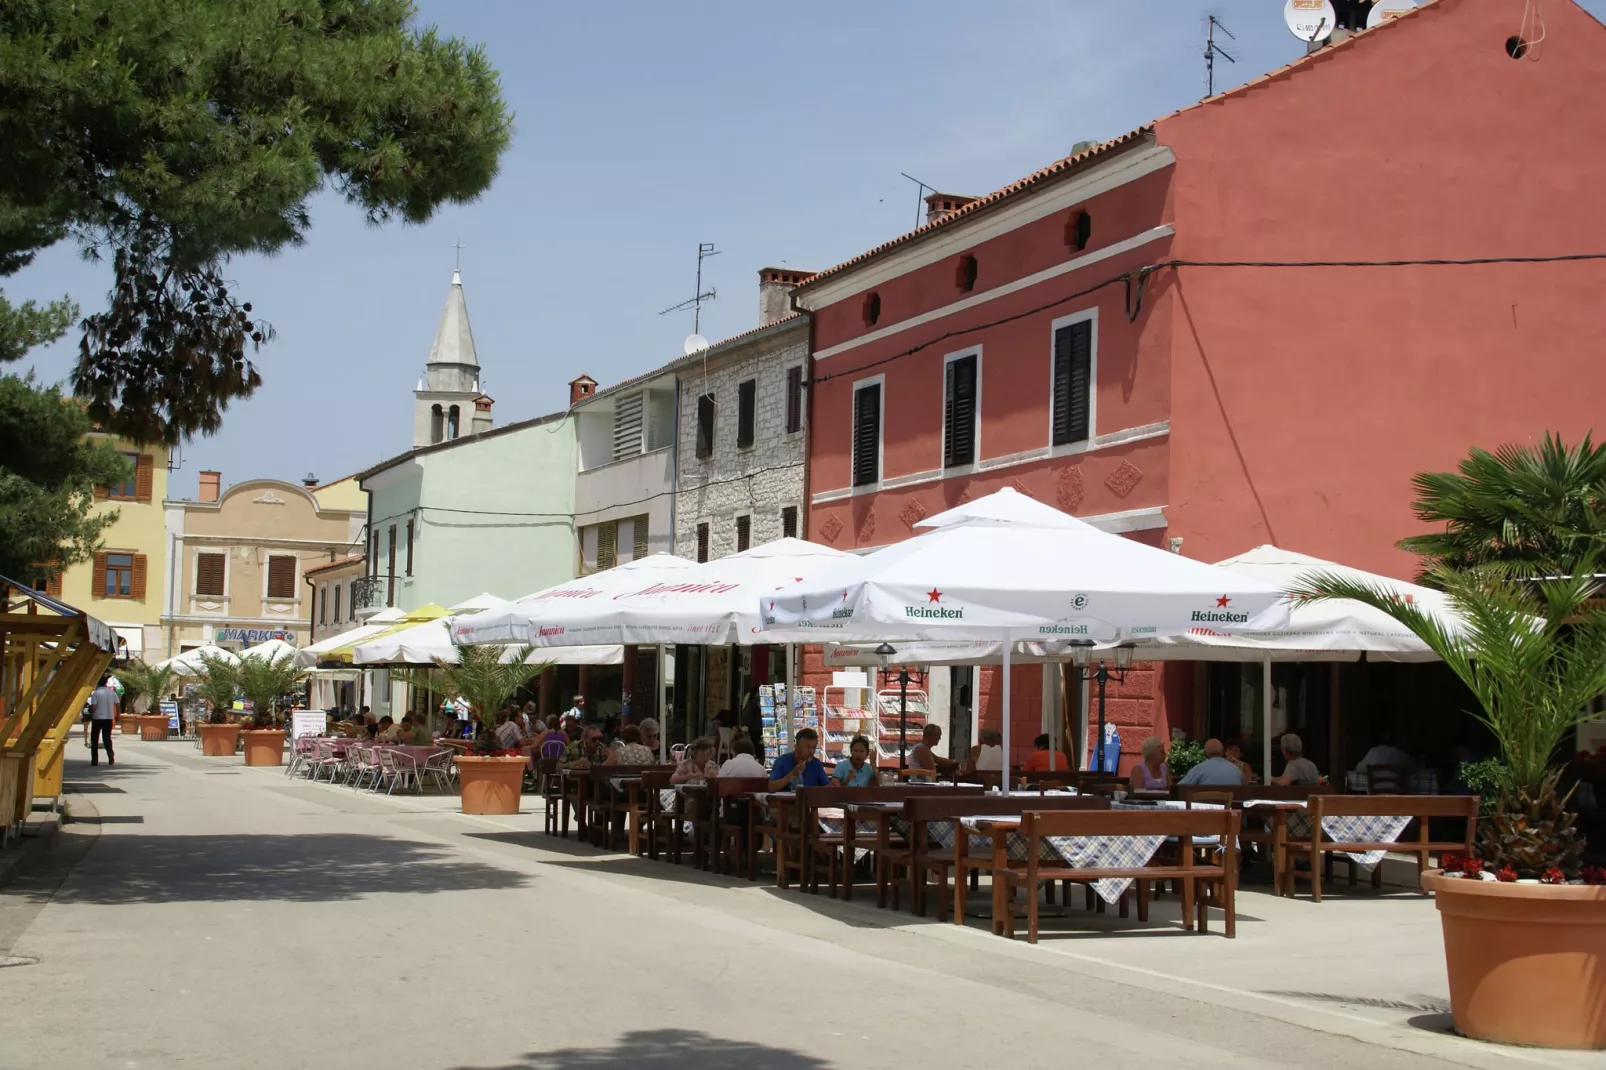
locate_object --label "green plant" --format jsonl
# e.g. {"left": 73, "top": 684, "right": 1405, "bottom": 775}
{"left": 1168, "top": 739, "right": 1207, "bottom": 781}
{"left": 1292, "top": 564, "right": 1606, "bottom": 877}
{"left": 397, "top": 645, "right": 546, "bottom": 754}
{"left": 1457, "top": 758, "right": 1513, "bottom": 817}
{"left": 231, "top": 654, "right": 308, "bottom": 728}
{"left": 113, "top": 659, "right": 178, "bottom": 715}
{"left": 194, "top": 654, "right": 240, "bottom": 724}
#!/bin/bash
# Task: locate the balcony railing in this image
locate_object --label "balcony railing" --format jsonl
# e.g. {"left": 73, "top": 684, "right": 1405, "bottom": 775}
{"left": 350, "top": 575, "right": 390, "bottom": 617}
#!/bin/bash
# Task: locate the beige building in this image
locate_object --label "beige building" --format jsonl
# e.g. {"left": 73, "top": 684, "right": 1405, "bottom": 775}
{"left": 159, "top": 471, "right": 366, "bottom": 658}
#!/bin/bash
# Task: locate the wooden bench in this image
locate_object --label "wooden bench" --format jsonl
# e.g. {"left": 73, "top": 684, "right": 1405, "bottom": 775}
{"left": 885, "top": 795, "right": 1109, "bottom": 920}
{"left": 769, "top": 785, "right": 982, "bottom": 893}
{"left": 582, "top": 764, "right": 673, "bottom": 849}
{"left": 711, "top": 776, "right": 769, "bottom": 876}
{"left": 1282, "top": 794, "right": 1477, "bottom": 901}
{"left": 998, "top": 808, "right": 1241, "bottom": 942}
{"left": 1176, "top": 783, "right": 1334, "bottom": 887}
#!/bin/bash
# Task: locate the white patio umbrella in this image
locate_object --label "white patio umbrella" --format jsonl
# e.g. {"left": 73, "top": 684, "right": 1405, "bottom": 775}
{"left": 763, "top": 489, "right": 1290, "bottom": 789}
{"left": 452, "top": 553, "right": 696, "bottom": 645}
{"left": 353, "top": 612, "right": 623, "bottom": 666}
{"left": 156, "top": 643, "right": 240, "bottom": 675}
{"left": 238, "top": 638, "right": 298, "bottom": 664}
{"left": 295, "top": 618, "right": 402, "bottom": 667}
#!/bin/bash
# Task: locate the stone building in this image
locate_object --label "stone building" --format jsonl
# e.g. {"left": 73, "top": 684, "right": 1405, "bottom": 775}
{"left": 672, "top": 268, "right": 811, "bottom": 562}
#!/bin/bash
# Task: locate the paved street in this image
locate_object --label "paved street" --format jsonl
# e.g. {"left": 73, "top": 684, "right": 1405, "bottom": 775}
{"left": 0, "top": 740, "right": 1592, "bottom": 1070}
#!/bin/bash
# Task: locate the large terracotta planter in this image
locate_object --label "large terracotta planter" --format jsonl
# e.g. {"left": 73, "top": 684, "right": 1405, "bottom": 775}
{"left": 241, "top": 730, "right": 287, "bottom": 767}
{"left": 198, "top": 723, "right": 242, "bottom": 757}
{"left": 1423, "top": 869, "right": 1606, "bottom": 1049}
{"left": 137, "top": 714, "right": 170, "bottom": 741}
{"left": 118, "top": 715, "right": 140, "bottom": 736}
{"left": 455, "top": 755, "right": 525, "bottom": 815}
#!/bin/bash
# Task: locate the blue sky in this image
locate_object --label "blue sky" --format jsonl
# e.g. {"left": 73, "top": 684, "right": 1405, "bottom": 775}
{"left": 11, "top": 0, "right": 1605, "bottom": 495}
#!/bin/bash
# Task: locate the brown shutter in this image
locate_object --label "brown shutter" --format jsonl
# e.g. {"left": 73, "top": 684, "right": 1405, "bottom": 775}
{"left": 596, "top": 522, "right": 617, "bottom": 571}
{"left": 632, "top": 516, "right": 649, "bottom": 560}
{"left": 44, "top": 571, "right": 62, "bottom": 597}
{"left": 196, "top": 552, "right": 226, "bottom": 597}
{"left": 131, "top": 554, "right": 148, "bottom": 600}
{"left": 267, "top": 556, "right": 297, "bottom": 599}
{"left": 92, "top": 552, "right": 108, "bottom": 597}
{"left": 785, "top": 367, "right": 803, "bottom": 434}
{"left": 94, "top": 482, "right": 108, "bottom": 500}
{"left": 135, "top": 454, "right": 154, "bottom": 502}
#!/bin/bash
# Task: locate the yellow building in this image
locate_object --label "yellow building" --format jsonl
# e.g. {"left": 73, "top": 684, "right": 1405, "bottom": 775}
{"left": 52, "top": 436, "right": 171, "bottom": 662}
{"left": 159, "top": 471, "right": 367, "bottom": 659}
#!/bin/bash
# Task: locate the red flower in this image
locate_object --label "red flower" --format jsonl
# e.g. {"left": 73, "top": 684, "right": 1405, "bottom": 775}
{"left": 1440, "top": 851, "right": 1466, "bottom": 871}
{"left": 1541, "top": 867, "right": 1567, "bottom": 885}
{"left": 1581, "top": 865, "right": 1606, "bottom": 886}
{"left": 1458, "top": 857, "right": 1487, "bottom": 878}
{"left": 1494, "top": 865, "right": 1519, "bottom": 883}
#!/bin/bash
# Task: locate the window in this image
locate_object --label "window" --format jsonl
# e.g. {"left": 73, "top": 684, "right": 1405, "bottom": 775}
{"left": 781, "top": 506, "right": 798, "bottom": 539}
{"left": 333, "top": 584, "right": 343, "bottom": 623}
{"left": 371, "top": 531, "right": 380, "bottom": 576}
{"left": 195, "top": 552, "right": 226, "bottom": 597}
{"left": 104, "top": 452, "right": 139, "bottom": 500}
{"left": 695, "top": 393, "right": 715, "bottom": 459}
{"left": 736, "top": 379, "right": 756, "bottom": 449}
{"left": 862, "top": 292, "right": 881, "bottom": 327}
{"left": 95, "top": 552, "right": 144, "bottom": 599}
{"left": 955, "top": 254, "right": 978, "bottom": 293}
{"left": 1051, "top": 319, "right": 1094, "bottom": 447}
{"left": 386, "top": 526, "right": 397, "bottom": 606}
{"left": 785, "top": 366, "right": 804, "bottom": 434}
{"left": 1066, "top": 210, "right": 1092, "bottom": 252}
{"left": 28, "top": 565, "right": 61, "bottom": 597}
{"left": 405, "top": 519, "right": 414, "bottom": 577}
{"left": 597, "top": 521, "right": 617, "bottom": 571}
{"left": 631, "top": 515, "right": 649, "bottom": 560}
{"left": 318, "top": 584, "right": 328, "bottom": 625}
{"left": 646, "top": 390, "right": 676, "bottom": 451}
{"left": 696, "top": 523, "right": 710, "bottom": 564}
{"left": 851, "top": 381, "right": 882, "bottom": 487}
{"left": 943, "top": 353, "right": 978, "bottom": 469}
{"left": 430, "top": 404, "right": 444, "bottom": 444}
{"left": 735, "top": 514, "right": 751, "bottom": 552}
{"left": 267, "top": 555, "right": 298, "bottom": 600}
{"left": 447, "top": 405, "right": 460, "bottom": 440}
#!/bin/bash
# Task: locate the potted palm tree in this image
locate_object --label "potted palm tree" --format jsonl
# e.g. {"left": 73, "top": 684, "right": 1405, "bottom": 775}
{"left": 1291, "top": 564, "right": 1606, "bottom": 1049}
{"left": 114, "top": 661, "right": 179, "bottom": 741}
{"left": 193, "top": 655, "right": 244, "bottom": 756}
{"left": 400, "top": 644, "right": 543, "bottom": 814}
{"left": 232, "top": 653, "right": 309, "bottom": 767}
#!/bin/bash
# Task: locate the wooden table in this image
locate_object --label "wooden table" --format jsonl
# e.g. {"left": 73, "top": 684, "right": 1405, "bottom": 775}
{"left": 843, "top": 801, "right": 907, "bottom": 904}
{"left": 750, "top": 792, "right": 799, "bottom": 888}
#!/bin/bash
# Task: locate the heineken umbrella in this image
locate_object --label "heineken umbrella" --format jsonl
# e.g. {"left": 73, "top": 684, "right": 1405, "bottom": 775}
{"left": 455, "top": 539, "right": 858, "bottom": 648}
{"left": 452, "top": 553, "right": 696, "bottom": 645}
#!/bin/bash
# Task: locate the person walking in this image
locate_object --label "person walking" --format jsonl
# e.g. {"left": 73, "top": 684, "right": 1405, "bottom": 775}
{"left": 88, "top": 675, "right": 120, "bottom": 767}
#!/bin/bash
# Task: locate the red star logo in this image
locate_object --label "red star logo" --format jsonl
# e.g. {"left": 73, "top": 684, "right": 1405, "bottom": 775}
{"left": 841, "top": 591, "right": 849, "bottom": 600}
{"left": 1216, "top": 595, "right": 1231, "bottom": 608}
{"left": 927, "top": 588, "right": 943, "bottom": 603}
{"left": 768, "top": 601, "right": 775, "bottom": 610}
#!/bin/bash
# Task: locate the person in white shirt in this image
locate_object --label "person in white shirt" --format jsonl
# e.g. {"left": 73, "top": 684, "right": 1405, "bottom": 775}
{"left": 718, "top": 737, "right": 768, "bottom": 778}
{"left": 1355, "top": 729, "right": 1415, "bottom": 772}
{"left": 968, "top": 728, "right": 1005, "bottom": 774}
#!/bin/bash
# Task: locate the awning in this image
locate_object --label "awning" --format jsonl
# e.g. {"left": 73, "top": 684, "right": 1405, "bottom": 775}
{"left": 110, "top": 625, "right": 143, "bottom": 659}
{"left": 309, "top": 604, "right": 450, "bottom": 664}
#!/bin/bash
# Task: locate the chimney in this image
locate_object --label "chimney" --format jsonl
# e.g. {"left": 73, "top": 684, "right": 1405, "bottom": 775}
{"left": 472, "top": 393, "right": 494, "bottom": 435}
{"left": 757, "top": 267, "right": 815, "bottom": 327}
{"left": 198, "top": 471, "right": 221, "bottom": 503}
{"left": 301, "top": 472, "right": 319, "bottom": 488}
{"left": 923, "top": 191, "right": 978, "bottom": 226}
{"left": 568, "top": 375, "right": 597, "bottom": 406}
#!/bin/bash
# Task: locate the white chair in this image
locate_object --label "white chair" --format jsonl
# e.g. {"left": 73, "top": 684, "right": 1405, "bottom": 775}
{"left": 349, "top": 746, "right": 381, "bottom": 791}
{"left": 381, "top": 749, "right": 421, "bottom": 795}
{"left": 309, "top": 740, "right": 343, "bottom": 783}
{"left": 422, "top": 749, "right": 455, "bottom": 794}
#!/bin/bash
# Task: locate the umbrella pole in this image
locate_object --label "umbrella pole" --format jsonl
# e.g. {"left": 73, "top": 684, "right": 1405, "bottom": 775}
{"left": 1001, "top": 637, "right": 1011, "bottom": 793}
{"left": 1262, "top": 658, "right": 1273, "bottom": 782}
{"left": 658, "top": 644, "right": 669, "bottom": 764}
{"left": 783, "top": 643, "right": 796, "bottom": 763}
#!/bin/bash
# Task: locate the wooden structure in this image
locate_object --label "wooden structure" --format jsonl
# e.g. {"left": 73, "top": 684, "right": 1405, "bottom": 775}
{"left": 1, "top": 576, "right": 118, "bottom": 841}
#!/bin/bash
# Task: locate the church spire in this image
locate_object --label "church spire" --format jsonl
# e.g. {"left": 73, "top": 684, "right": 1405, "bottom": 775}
{"left": 413, "top": 268, "right": 491, "bottom": 448}
{"left": 427, "top": 268, "right": 479, "bottom": 369}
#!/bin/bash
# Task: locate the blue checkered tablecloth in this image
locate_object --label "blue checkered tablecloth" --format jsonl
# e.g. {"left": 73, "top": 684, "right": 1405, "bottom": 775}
{"left": 954, "top": 817, "right": 1167, "bottom": 904}
{"left": 1321, "top": 814, "right": 1413, "bottom": 867}
{"left": 817, "top": 808, "right": 880, "bottom": 862}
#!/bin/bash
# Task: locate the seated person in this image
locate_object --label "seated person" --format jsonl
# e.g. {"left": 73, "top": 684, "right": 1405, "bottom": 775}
{"left": 1355, "top": 729, "right": 1415, "bottom": 772}
{"left": 718, "top": 736, "right": 768, "bottom": 778}
{"left": 672, "top": 737, "right": 719, "bottom": 784}
{"left": 1022, "top": 733, "right": 1070, "bottom": 773}
{"left": 362, "top": 711, "right": 380, "bottom": 739}
{"left": 907, "top": 723, "right": 959, "bottom": 782}
{"left": 409, "top": 717, "right": 433, "bottom": 745}
{"left": 614, "top": 723, "right": 656, "bottom": 765}
{"left": 1223, "top": 738, "right": 1255, "bottom": 781}
{"left": 561, "top": 724, "right": 610, "bottom": 769}
{"left": 1270, "top": 733, "right": 1321, "bottom": 786}
{"left": 768, "top": 728, "right": 831, "bottom": 792}
{"left": 639, "top": 718, "right": 662, "bottom": 756}
{"left": 1178, "top": 738, "right": 1246, "bottom": 786}
{"left": 375, "top": 716, "right": 401, "bottom": 744}
{"left": 493, "top": 712, "right": 526, "bottom": 751}
{"left": 833, "top": 735, "right": 878, "bottom": 787}
{"left": 966, "top": 728, "right": 1005, "bottom": 776}
{"left": 1129, "top": 735, "right": 1171, "bottom": 793}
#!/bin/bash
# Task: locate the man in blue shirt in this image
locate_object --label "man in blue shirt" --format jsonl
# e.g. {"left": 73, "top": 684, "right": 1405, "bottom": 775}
{"left": 1178, "top": 738, "right": 1246, "bottom": 786}
{"left": 769, "top": 728, "right": 831, "bottom": 791}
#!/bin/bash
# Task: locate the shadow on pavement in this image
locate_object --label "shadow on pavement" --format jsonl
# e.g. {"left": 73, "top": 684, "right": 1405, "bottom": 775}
{"left": 449, "top": 1028, "right": 828, "bottom": 1069}
{"left": 48, "top": 833, "right": 530, "bottom": 904}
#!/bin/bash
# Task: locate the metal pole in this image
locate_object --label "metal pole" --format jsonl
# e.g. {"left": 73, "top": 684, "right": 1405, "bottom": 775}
{"left": 898, "top": 669, "right": 909, "bottom": 769}
{"left": 1000, "top": 637, "right": 1012, "bottom": 793}
{"left": 1262, "top": 658, "right": 1273, "bottom": 782}
{"left": 1094, "top": 664, "right": 1109, "bottom": 773}
{"left": 658, "top": 643, "right": 670, "bottom": 763}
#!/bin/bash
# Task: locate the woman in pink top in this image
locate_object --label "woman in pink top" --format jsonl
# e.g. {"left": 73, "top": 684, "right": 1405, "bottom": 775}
{"left": 1129, "top": 735, "right": 1170, "bottom": 792}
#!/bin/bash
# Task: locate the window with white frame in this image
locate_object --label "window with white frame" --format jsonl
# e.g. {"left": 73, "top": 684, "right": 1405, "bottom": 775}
{"left": 943, "top": 350, "right": 979, "bottom": 469}
{"left": 1050, "top": 313, "right": 1095, "bottom": 447}
{"left": 851, "top": 379, "right": 882, "bottom": 488}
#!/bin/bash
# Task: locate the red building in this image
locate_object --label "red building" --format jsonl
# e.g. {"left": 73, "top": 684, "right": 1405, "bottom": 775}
{"left": 793, "top": 0, "right": 1606, "bottom": 774}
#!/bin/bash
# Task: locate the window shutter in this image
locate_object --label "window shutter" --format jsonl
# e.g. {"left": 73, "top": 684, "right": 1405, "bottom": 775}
{"left": 632, "top": 516, "right": 649, "bottom": 560}
{"left": 852, "top": 384, "right": 881, "bottom": 487}
{"left": 943, "top": 356, "right": 977, "bottom": 468}
{"left": 737, "top": 379, "right": 756, "bottom": 449}
{"left": 781, "top": 506, "right": 798, "bottom": 539}
{"left": 196, "top": 552, "right": 226, "bottom": 597}
{"left": 597, "top": 522, "right": 617, "bottom": 570}
{"left": 735, "top": 515, "right": 751, "bottom": 552}
{"left": 1052, "top": 321, "right": 1093, "bottom": 446}
{"left": 405, "top": 519, "right": 414, "bottom": 576}
{"left": 268, "top": 556, "right": 297, "bottom": 600}
{"left": 92, "top": 552, "right": 107, "bottom": 596}
{"left": 46, "top": 572, "right": 62, "bottom": 597}
{"left": 696, "top": 523, "right": 710, "bottom": 563}
{"left": 135, "top": 453, "right": 154, "bottom": 502}
{"left": 131, "top": 554, "right": 148, "bottom": 601}
{"left": 612, "top": 392, "right": 644, "bottom": 461}
{"left": 94, "top": 481, "right": 108, "bottom": 500}
{"left": 333, "top": 584, "right": 342, "bottom": 623}
{"left": 696, "top": 394, "right": 715, "bottom": 459}
{"left": 785, "top": 367, "right": 803, "bottom": 433}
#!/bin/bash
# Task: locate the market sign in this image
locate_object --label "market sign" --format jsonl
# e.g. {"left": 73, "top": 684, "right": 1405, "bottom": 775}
{"left": 216, "top": 628, "right": 294, "bottom": 644}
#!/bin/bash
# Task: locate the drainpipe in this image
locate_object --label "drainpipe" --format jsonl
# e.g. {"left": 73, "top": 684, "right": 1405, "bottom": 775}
{"left": 668, "top": 376, "right": 680, "bottom": 555}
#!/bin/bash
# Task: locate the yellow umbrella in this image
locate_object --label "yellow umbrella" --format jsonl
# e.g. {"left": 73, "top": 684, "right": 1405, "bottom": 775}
{"left": 316, "top": 604, "right": 449, "bottom": 664}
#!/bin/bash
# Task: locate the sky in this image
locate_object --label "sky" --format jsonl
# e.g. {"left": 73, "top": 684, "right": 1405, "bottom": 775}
{"left": 11, "top": 0, "right": 1606, "bottom": 496}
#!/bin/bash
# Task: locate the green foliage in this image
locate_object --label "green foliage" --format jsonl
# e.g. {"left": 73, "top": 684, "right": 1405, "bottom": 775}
{"left": 0, "top": 0, "right": 512, "bottom": 445}
{"left": 231, "top": 654, "right": 309, "bottom": 727}
{"left": 1168, "top": 738, "right": 1206, "bottom": 781}
{"left": 1399, "top": 432, "right": 1606, "bottom": 582}
{"left": 0, "top": 372, "right": 131, "bottom": 579}
{"left": 397, "top": 645, "right": 546, "bottom": 751}
{"left": 193, "top": 655, "right": 240, "bottom": 720}
{"left": 113, "top": 660, "right": 180, "bottom": 715}
{"left": 1457, "top": 758, "right": 1513, "bottom": 817}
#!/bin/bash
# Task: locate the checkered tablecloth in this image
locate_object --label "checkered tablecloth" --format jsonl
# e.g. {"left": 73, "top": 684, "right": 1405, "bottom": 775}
{"left": 1321, "top": 814, "right": 1413, "bottom": 867}
{"left": 817, "top": 808, "right": 880, "bottom": 862}
{"left": 954, "top": 817, "right": 1167, "bottom": 905}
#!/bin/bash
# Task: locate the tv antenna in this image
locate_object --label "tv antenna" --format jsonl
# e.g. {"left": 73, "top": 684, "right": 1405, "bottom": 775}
{"left": 659, "top": 242, "right": 719, "bottom": 337}
{"left": 1204, "top": 15, "right": 1236, "bottom": 98}
{"left": 900, "top": 172, "right": 936, "bottom": 229}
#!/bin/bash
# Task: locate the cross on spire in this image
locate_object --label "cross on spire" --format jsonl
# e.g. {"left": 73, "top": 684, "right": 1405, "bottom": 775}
{"left": 453, "top": 239, "right": 466, "bottom": 271}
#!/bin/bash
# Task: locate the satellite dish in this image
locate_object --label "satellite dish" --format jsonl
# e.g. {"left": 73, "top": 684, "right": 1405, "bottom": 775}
{"left": 683, "top": 334, "right": 709, "bottom": 356}
{"left": 1367, "top": 0, "right": 1415, "bottom": 29}
{"left": 1284, "top": 0, "right": 1336, "bottom": 42}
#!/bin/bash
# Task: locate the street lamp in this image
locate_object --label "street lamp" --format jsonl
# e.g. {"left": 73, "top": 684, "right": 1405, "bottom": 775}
{"left": 1070, "top": 643, "right": 1135, "bottom": 774}
{"left": 872, "top": 643, "right": 912, "bottom": 769}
